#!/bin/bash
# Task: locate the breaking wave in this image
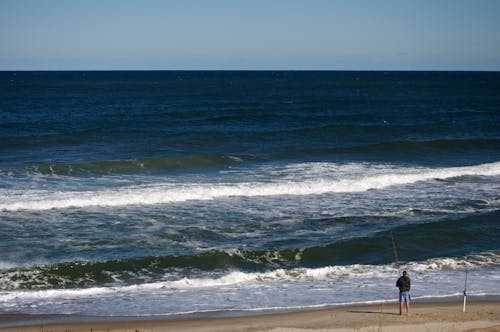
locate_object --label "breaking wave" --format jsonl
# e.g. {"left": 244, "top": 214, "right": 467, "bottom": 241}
{"left": 1, "top": 161, "right": 499, "bottom": 211}
{"left": 0, "top": 252, "right": 498, "bottom": 300}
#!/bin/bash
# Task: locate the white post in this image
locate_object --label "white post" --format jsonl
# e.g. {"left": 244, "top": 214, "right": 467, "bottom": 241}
{"left": 462, "top": 269, "right": 468, "bottom": 313}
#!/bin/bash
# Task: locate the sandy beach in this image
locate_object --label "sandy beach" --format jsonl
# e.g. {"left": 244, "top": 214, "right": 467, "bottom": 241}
{"left": 1, "top": 301, "right": 499, "bottom": 332}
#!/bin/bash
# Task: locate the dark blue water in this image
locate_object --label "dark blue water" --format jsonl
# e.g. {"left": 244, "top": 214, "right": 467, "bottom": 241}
{"left": 1, "top": 71, "right": 499, "bottom": 319}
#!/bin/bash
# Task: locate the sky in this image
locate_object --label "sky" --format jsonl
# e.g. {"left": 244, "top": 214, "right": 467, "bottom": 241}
{"left": 1, "top": 0, "right": 500, "bottom": 71}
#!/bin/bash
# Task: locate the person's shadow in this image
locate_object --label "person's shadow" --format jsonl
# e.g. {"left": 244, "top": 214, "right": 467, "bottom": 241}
{"left": 347, "top": 310, "right": 400, "bottom": 316}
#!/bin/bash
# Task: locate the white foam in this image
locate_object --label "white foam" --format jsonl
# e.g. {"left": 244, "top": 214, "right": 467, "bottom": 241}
{"left": 1, "top": 161, "right": 499, "bottom": 211}
{"left": 2, "top": 253, "right": 498, "bottom": 303}
{"left": 407, "top": 252, "right": 500, "bottom": 271}
{"left": 0, "top": 267, "right": 360, "bottom": 302}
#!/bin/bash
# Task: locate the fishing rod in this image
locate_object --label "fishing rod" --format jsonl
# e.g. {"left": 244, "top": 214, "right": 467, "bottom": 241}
{"left": 390, "top": 230, "right": 401, "bottom": 276}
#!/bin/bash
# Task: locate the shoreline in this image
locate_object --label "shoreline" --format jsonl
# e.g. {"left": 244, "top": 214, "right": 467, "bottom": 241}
{"left": 1, "top": 301, "right": 499, "bottom": 332}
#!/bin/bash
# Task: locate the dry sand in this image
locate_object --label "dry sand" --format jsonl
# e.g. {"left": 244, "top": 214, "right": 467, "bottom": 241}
{"left": 1, "top": 301, "right": 499, "bottom": 332}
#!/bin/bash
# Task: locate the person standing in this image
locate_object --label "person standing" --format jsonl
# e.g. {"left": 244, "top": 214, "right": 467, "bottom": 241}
{"left": 396, "top": 270, "right": 411, "bottom": 316}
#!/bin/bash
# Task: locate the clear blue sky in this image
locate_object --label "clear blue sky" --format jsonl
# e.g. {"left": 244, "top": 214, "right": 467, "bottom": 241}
{"left": 1, "top": 0, "right": 499, "bottom": 70}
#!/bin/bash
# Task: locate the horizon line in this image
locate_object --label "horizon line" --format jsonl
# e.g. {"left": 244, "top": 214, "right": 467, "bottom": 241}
{"left": 1, "top": 69, "right": 499, "bottom": 73}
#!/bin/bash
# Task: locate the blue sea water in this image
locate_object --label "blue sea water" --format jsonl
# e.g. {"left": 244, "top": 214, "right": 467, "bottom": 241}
{"left": 0, "top": 71, "right": 499, "bottom": 322}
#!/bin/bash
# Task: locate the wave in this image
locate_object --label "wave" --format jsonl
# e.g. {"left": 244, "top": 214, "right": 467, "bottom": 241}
{"left": 2, "top": 209, "right": 499, "bottom": 291}
{"left": 341, "top": 138, "right": 500, "bottom": 155}
{"left": 1, "top": 251, "right": 498, "bottom": 293}
{"left": 2, "top": 161, "right": 500, "bottom": 211}
{"left": 2, "top": 209, "right": 498, "bottom": 291}
{"left": 275, "top": 138, "right": 500, "bottom": 162}
{"left": 29, "top": 154, "right": 255, "bottom": 175}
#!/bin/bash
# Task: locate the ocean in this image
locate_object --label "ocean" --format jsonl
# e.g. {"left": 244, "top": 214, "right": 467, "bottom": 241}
{"left": 0, "top": 71, "right": 499, "bottom": 323}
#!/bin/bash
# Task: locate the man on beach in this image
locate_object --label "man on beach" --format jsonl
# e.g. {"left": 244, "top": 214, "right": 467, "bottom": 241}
{"left": 396, "top": 270, "right": 411, "bottom": 316}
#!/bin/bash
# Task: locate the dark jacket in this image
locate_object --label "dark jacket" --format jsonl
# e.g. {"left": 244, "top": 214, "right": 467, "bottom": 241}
{"left": 396, "top": 276, "right": 411, "bottom": 293}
